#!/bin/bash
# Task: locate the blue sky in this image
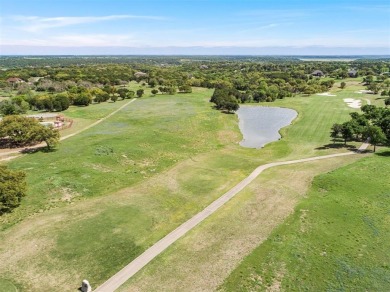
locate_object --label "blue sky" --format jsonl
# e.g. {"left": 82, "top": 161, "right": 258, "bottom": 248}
{"left": 0, "top": 0, "right": 389, "bottom": 55}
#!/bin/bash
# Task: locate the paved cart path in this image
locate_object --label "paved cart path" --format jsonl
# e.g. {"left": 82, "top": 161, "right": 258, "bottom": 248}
{"left": 95, "top": 147, "right": 368, "bottom": 292}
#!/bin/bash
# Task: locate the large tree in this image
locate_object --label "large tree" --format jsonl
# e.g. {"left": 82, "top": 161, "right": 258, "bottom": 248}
{"left": 330, "top": 123, "right": 343, "bottom": 143}
{"left": 362, "top": 125, "right": 386, "bottom": 152}
{"left": 210, "top": 88, "right": 240, "bottom": 113}
{"left": 136, "top": 89, "right": 144, "bottom": 98}
{"left": 0, "top": 115, "right": 60, "bottom": 149}
{"left": 117, "top": 88, "right": 129, "bottom": 100}
{"left": 340, "top": 122, "right": 354, "bottom": 145}
{"left": 0, "top": 165, "right": 27, "bottom": 215}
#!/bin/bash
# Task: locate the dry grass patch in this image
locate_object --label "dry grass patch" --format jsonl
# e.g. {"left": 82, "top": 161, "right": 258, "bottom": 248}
{"left": 217, "top": 129, "right": 240, "bottom": 145}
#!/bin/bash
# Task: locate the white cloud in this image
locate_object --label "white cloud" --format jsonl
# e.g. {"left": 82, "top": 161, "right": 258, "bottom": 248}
{"left": 11, "top": 14, "right": 167, "bottom": 32}
{"left": 2, "top": 34, "right": 141, "bottom": 47}
{"left": 52, "top": 34, "right": 140, "bottom": 46}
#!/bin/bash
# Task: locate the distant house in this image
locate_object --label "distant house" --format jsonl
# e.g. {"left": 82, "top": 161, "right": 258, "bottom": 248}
{"left": 200, "top": 65, "right": 209, "bottom": 69}
{"left": 6, "top": 77, "right": 24, "bottom": 84}
{"left": 311, "top": 70, "right": 324, "bottom": 77}
{"left": 134, "top": 71, "right": 148, "bottom": 78}
{"left": 348, "top": 70, "right": 358, "bottom": 78}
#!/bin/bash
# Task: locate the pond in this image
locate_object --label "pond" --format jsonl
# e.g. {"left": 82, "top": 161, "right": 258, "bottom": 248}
{"left": 236, "top": 106, "right": 297, "bottom": 148}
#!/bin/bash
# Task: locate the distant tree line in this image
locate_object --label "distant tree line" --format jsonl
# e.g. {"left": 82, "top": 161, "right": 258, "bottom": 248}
{"left": 0, "top": 58, "right": 389, "bottom": 116}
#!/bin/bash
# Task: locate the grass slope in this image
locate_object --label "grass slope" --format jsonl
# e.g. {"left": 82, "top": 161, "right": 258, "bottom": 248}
{"left": 222, "top": 151, "right": 390, "bottom": 291}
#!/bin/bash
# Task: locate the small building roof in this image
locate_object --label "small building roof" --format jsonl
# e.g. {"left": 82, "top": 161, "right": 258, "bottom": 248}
{"left": 6, "top": 77, "right": 24, "bottom": 83}
{"left": 134, "top": 71, "right": 148, "bottom": 77}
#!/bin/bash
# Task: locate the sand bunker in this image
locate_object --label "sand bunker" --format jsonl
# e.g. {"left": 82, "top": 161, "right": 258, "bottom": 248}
{"left": 316, "top": 92, "right": 337, "bottom": 96}
{"left": 354, "top": 90, "right": 374, "bottom": 94}
{"left": 343, "top": 98, "right": 361, "bottom": 108}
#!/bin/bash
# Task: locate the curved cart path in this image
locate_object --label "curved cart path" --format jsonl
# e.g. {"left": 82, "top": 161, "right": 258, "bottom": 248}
{"left": 0, "top": 99, "right": 136, "bottom": 162}
{"left": 95, "top": 148, "right": 368, "bottom": 292}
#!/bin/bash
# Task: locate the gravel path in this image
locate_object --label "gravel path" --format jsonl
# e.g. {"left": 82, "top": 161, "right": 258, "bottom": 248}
{"left": 94, "top": 148, "right": 368, "bottom": 292}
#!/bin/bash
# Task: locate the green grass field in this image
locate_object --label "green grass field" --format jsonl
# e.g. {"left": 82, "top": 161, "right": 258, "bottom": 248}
{"left": 0, "top": 80, "right": 386, "bottom": 291}
{"left": 222, "top": 151, "right": 390, "bottom": 291}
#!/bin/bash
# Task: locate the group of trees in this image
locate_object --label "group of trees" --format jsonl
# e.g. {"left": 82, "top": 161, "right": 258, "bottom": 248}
{"left": 0, "top": 85, "right": 145, "bottom": 116}
{"left": 331, "top": 105, "right": 390, "bottom": 151}
{"left": 210, "top": 88, "right": 240, "bottom": 113}
{"left": 364, "top": 74, "right": 390, "bottom": 95}
{"left": 0, "top": 99, "right": 29, "bottom": 115}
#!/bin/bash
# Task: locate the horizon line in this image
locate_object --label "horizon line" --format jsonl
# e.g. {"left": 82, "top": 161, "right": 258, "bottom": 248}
{"left": 1, "top": 54, "right": 389, "bottom": 57}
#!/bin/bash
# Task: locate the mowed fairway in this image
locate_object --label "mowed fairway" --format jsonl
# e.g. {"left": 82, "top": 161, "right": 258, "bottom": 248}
{"left": 0, "top": 82, "right": 373, "bottom": 291}
{"left": 222, "top": 152, "right": 390, "bottom": 291}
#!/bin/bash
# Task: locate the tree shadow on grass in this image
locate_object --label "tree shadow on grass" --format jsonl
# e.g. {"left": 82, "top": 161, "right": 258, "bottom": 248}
{"left": 375, "top": 150, "right": 390, "bottom": 157}
{"left": 315, "top": 143, "right": 357, "bottom": 151}
{"left": 20, "top": 146, "right": 57, "bottom": 154}
{"left": 221, "top": 110, "right": 236, "bottom": 115}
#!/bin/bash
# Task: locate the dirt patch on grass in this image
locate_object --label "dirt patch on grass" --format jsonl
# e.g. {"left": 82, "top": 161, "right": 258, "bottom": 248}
{"left": 300, "top": 209, "right": 309, "bottom": 233}
{"left": 267, "top": 263, "right": 286, "bottom": 292}
{"left": 82, "top": 162, "right": 113, "bottom": 173}
{"left": 54, "top": 187, "right": 81, "bottom": 202}
{"left": 217, "top": 130, "right": 240, "bottom": 145}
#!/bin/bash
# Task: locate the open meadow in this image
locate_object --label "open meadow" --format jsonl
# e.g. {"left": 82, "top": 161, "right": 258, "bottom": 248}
{"left": 0, "top": 80, "right": 388, "bottom": 291}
